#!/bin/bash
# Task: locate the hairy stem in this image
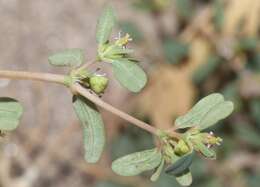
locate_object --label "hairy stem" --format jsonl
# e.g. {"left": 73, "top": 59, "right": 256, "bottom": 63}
{"left": 71, "top": 83, "right": 159, "bottom": 135}
{"left": 0, "top": 70, "right": 66, "bottom": 85}
{"left": 0, "top": 69, "right": 160, "bottom": 136}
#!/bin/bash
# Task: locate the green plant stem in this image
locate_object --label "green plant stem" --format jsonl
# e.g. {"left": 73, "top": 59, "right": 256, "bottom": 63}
{"left": 0, "top": 70, "right": 66, "bottom": 85}
{"left": 0, "top": 69, "right": 164, "bottom": 136}
{"left": 166, "top": 126, "right": 181, "bottom": 137}
{"left": 71, "top": 83, "right": 160, "bottom": 135}
{"left": 0, "top": 70, "right": 182, "bottom": 137}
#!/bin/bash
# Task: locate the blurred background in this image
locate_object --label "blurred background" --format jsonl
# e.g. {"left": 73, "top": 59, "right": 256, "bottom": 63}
{"left": 0, "top": 0, "right": 259, "bottom": 187}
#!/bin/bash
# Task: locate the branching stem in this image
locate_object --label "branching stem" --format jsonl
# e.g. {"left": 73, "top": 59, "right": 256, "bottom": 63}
{"left": 71, "top": 83, "right": 159, "bottom": 135}
{"left": 0, "top": 69, "right": 164, "bottom": 136}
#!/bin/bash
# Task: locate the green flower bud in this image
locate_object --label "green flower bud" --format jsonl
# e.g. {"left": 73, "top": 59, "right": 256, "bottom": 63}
{"left": 89, "top": 75, "right": 109, "bottom": 94}
{"left": 174, "top": 139, "right": 190, "bottom": 156}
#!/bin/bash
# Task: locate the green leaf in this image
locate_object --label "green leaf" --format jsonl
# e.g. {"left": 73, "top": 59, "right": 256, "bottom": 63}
{"left": 73, "top": 96, "right": 105, "bottom": 163}
{"left": 110, "top": 126, "right": 154, "bottom": 160}
{"left": 111, "top": 59, "right": 147, "bottom": 92}
{"left": 175, "top": 93, "right": 225, "bottom": 129}
{"left": 175, "top": 93, "right": 234, "bottom": 130}
{"left": 165, "top": 152, "right": 194, "bottom": 176}
{"left": 48, "top": 48, "right": 85, "bottom": 67}
{"left": 0, "top": 97, "right": 23, "bottom": 131}
{"left": 175, "top": 169, "right": 193, "bottom": 186}
{"left": 151, "top": 158, "right": 165, "bottom": 182}
{"left": 199, "top": 101, "right": 234, "bottom": 130}
{"left": 96, "top": 6, "right": 116, "bottom": 45}
{"left": 112, "top": 148, "right": 162, "bottom": 176}
{"left": 221, "top": 81, "right": 242, "bottom": 112}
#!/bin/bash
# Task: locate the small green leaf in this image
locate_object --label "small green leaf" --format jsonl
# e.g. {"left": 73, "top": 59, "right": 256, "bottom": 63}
{"left": 112, "top": 59, "right": 147, "bottom": 92}
{"left": 199, "top": 101, "right": 234, "bottom": 130}
{"left": 0, "top": 97, "right": 23, "bottom": 131}
{"left": 73, "top": 96, "right": 105, "bottom": 163}
{"left": 175, "top": 169, "right": 193, "bottom": 187}
{"left": 48, "top": 48, "right": 85, "bottom": 67}
{"left": 165, "top": 152, "right": 194, "bottom": 176}
{"left": 112, "top": 148, "right": 162, "bottom": 176}
{"left": 175, "top": 93, "right": 234, "bottom": 130}
{"left": 96, "top": 6, "right": 116, "bottom": 45}
{"left": 151, "top": 158, "right": 165, "bottom": 182}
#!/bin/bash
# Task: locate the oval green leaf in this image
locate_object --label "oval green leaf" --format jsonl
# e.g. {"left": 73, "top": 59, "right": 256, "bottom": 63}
{"left": 0, "top": 97, "right": 23, "bottom": 131}
{"left": 48, "top": 48, "right": 85, "bottom": 67}
{"left": 165, "top": 152, "right": 194, "bottom": 176}
{"left": 112, "top": 148, "right": 162, "bottom": 176}
{"left": 175, "top": 169, "right": 193, "bottom": 187}
{"left": 73, "top": 95, "right": 105, "bottom": 163}
{"left": 112, "top": 59, "right": 147, "bottom": 93}
{"left": 199, "top": 101, "right": 234, "bottom": 130}
{"left": 96, "top": 6, "right": 116, "bottom": 45}
{"left": 175, "top": 93, "right": 234, "bottom": 130}
{"left": 150, "top": 158, "right": 165, "bottom": 182}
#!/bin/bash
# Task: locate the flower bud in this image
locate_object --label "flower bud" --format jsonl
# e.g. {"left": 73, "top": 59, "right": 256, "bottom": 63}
{"left": 89, "top": 75, "right": 109, "bottom": 94}
{"left": 174, "top": 139, "right": 190, "bottom": 156}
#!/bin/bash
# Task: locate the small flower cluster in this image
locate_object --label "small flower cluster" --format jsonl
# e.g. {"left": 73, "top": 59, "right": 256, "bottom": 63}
{"left": 162, "top": 128, "right": 223, "bottom": 165}
{"left": 97, "top": 32, "right": 134, "bottom": 63}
